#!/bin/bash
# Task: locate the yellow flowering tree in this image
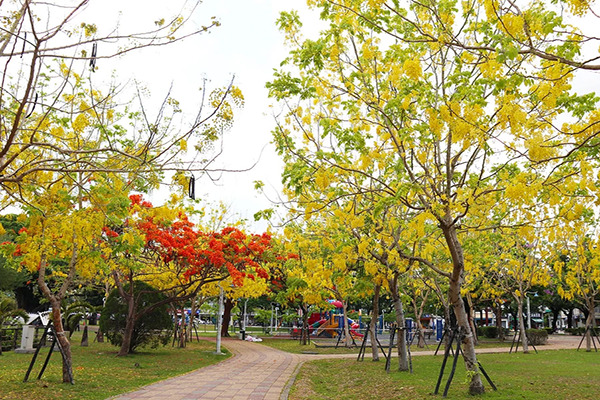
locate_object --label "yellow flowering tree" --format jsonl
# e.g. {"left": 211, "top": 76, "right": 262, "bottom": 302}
{"left": 0, "top": 175, "right": 127, "bottom": 383}
{"left": 552, "top": 203, "right": 600, "bottom": 352}
{"left": 0, "top": 0, "right": 244, "bottom": 382}
{"left": 267, "top": 0, "right": 599, "bottom": 393}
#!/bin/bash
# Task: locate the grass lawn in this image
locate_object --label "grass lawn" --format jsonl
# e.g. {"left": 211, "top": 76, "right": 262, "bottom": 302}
{"left": 0, "top": 331, "right": 229, "bottom": 400}
{"left": 289, "top": 349, "right": 600, "bottom": 400}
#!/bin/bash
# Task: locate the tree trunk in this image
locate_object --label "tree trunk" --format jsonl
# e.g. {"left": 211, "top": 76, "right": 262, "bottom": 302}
{"left": 585, "top": 299, "right": 595, "bottom": 352}
{"left": 517, "top": 297, "right": 529, "bottom": 354}
{"left": 567, "top": 308, "right": 574, "bottom": 329}
{"left": 50, "top": 299, "right": 73, "bottom": 383}
{"left": 300, "top": 304, "right": 310, "bottom": 345}
{"left": 37, "top": 250, "right": 76, "bottom": 383}
{"left": 551, "top": 308, "right": 560, "bottom": 333}
{"left": 442, "top": 224, "right": 485, "bottom": 395}
{"left": 389, "top": 274, "right": 409, "bottom": 371}
{"left": 118, "top": 295, "right": 136, "bottom": 356}
{"left": 443, "top": 296, "right": 452, "bottom": 348}
{"left": 496, "top": 302, "right": 504, "bottom": 341}
{"left": 412, "top": 295, "right": 426, "bottom": 348}
{"left": 341, "top": 300, "right": 352, "bottom": 347}
{"left": 369, "top": 285, "right": 380, "bottom": 360}
{"left": 179, "top": 304, "right": 187, "bottom": 348}
{"left": 188, "top": 297, "right": 198, "bottom": 342}
{"left": 414, "top": 314, "right": 426, "bottom": 348}
{"left": 466, "top": 295, "right": 478, "bottom": 345}
{"left": 115, "top": 270, "right": 137, "bottom": 357}
{"left": 221, "top": 297, "right": 234, "bottom": 337}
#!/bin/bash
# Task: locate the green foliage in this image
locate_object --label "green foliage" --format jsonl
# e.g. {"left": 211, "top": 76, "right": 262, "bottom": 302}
{"left": 252, "top": 308, "right": 272, "bottom": 326}
{"left": 565, "top": 327, "right": 586, "bottom": 336}
{"left": 0, "top": 215, "right": 29, "bottom": 292}
{"left": 100, "top": 281, "right": 172, "bottom": 353}
{"left": 477, "top": 326, "right": 499, "bottom": 339}
{"left": 526, "top": 328, "right": 548, "bottom": 345}
{"left": 61, "top": 300, "right": 93, "bottom": 337}
{"left": 0, "top": 294, "right": 28, "bottom": 326}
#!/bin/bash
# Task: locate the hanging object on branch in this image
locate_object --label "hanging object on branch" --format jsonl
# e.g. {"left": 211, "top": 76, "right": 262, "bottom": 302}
{"left": 90, "top": 42, "right": 97, "bottom": 69}
{"left": 188, "top": 175, "right": 195, "bottom": 200}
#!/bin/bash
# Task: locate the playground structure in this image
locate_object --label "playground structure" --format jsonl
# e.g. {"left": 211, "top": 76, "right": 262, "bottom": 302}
{"left": 305, "top": 304, "right": 446, "bottom": 346}
{"left": 307, "top": 300, "right": 365, "bottom": 340}
{"left": 311, "top": 314, "right": 364, "bottom": 339}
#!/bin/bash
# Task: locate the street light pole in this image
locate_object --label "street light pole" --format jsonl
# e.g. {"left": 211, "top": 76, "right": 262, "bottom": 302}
{"left": 527, "top": 295, "right": 531, "bottom": 330}
{"left": 215, "top": 286, "right": 224, "bottom": 354}
{"left": 243, "top": 299, "right": 248, "bottom": 331}
{"left": 270, "top": 303, "right": 274, "bottom": 334}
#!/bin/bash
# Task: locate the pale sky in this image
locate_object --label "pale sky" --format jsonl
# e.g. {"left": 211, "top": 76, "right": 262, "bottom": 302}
{"left": 79, "top": 0, "right": 320, "bottom": 232}
{"left": 67, "top": 0, "right": 600, "bottom": 232}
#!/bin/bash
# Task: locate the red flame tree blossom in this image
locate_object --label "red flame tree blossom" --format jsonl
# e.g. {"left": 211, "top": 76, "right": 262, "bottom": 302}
{"left": 105, "top": 195, "right": 276, "bottom": 355}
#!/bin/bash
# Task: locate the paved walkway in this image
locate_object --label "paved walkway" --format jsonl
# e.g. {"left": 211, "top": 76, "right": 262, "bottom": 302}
{"left": 111, "top": 338, "right": 302, "bottom": 400}
{"left": 110, "top": 334, "right": 582, "bottom": 400}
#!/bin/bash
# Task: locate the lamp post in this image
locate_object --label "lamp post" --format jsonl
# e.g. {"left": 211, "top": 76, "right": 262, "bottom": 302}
{"left": 215, "top": 286, "right": 224, "bottom": 355}
{"left": 270, "top": 303, "right": 274, "bottom": 334}
{"left": 527, "top": 295, "right": 531, "bottom": 330}
{"left": 243, "top": 299, "right": 248, "bottom": 331}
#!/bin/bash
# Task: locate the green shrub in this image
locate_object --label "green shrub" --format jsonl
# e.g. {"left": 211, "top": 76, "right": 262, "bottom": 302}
{"left": 544, "top": 327, "right": 554, "bottom": 335}
{"left": 100, "top": 281, "right": 172, "bottom": 353}
{"left": 476, "top": 326, "right": 500, "bottom": 338}
{"left": 565, "top": 327, "right": 586, "bottom": 336}
{"left": 526, "top": 328, "right": 548, "bottom": 345}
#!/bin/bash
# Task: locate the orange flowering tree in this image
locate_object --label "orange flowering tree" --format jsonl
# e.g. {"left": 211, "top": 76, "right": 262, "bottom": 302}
{"left": 102, "top": 195, "right": 276, "bottom": 355}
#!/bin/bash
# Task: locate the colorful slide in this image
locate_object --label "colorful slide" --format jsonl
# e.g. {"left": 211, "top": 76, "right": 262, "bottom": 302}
{"left": 314, "top": 317, "right": 365, "bottom": 339}
{"left": 349, "top": 320, "right": 364, "bottom": 339}
{"left": 316, "top": 319, "right": 339, "bottom": 337}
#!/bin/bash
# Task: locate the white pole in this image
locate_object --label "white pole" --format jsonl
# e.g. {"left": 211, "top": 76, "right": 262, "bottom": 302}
{"left": 275, "top": 307, "right": 279, "bottom": 332}
{"left": 243, "top": 299, "right": 248, "bottom": 331}
{"left": 527, "top": 295, "right": 531, "bottom": 330}
{"left": 215, "top": 286, "right": 224, "bottom": 354}
{"left": 270, "top": 304, "right": 274, "bottom": 334}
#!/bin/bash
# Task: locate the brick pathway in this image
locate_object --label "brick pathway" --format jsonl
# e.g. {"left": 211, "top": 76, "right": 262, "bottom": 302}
{"left": 110, "top": 338, "right": 302, "bottom": 400}
{"left": 110, "top": 334, "right": 582, "bottom": 400}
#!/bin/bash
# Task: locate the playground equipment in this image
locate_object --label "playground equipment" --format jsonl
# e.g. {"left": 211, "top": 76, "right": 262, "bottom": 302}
{"left": 313, "top": 314, "right": 363, "bottom": 339}
{"left": 306, "top": 301, "right": 365, "bottom": 340}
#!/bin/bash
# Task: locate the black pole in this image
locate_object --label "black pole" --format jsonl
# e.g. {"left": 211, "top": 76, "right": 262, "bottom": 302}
{"left": 24, "top": 321, "right": 52, "bottom": 382}
{"left": 434, "top": 328, "right": 456, "bottom": 395}
{"left": 407, "top": 333, "right": 413, "bottom": 374}
{"left": 434, "top": 328, "right": 447, "bottom": 356}
{"left": 530, "top": 340, "right": 538, "bottom": 354}
{"left": 357, "top": 327, "right": 369, "bottom": 361}
{"left": 576, "top": 326, "right": 587, "bottom": 351}
{"left": 477, "top": 361, "right": 497, "bottom": 391}
{"left": 376, "top": 334, "right": 388, "bottom": 360}
{"left": 51, "top": 325, "right": 74, "bottom": 384}
{"left": 335, "top": 328, "right": 344, "bottom": 349}
{"left": 194, "top": 324, "right": 200, "bottom": 342}
{"left": 37, "top": 337, "right": 57, "bottom": 380}
{"left": 385, "top": 326, "right": 396, "bottom": 373}
{"left": 442, "top": 333, "right": 462, "bottom": 397}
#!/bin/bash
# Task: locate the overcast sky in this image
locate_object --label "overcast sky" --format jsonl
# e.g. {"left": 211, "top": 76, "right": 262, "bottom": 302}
{"left": 77, "top": 0, "right": 599, "bottom": 232}
{"left": 80, "top": 0, "right": 320, "bottom": 232}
